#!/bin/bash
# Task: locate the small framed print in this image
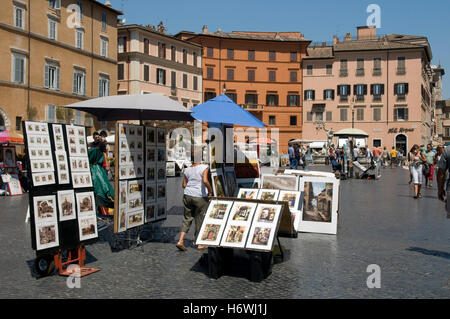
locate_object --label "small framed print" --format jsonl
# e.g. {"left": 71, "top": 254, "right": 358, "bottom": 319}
{"left": 156, "top": 201, "right": 167, "bottom": 221}
{"left": 128, "top": 196, "right": 144, "bottom": 213}
{"left": 33, "top": 195, "right": 57, "bottom": 224}
{"left": 119, "top": 123, "right": 127, "bottom": 137}
{"left": 117, "top": 207, "right": 127, "bottom": 232}
{"left": 278, "top": 190, "right": 301, "bottom": 212}
{"left": 157, "top": 148, "right": 166, "bottom": 163}
{"left": 136, "top": 165, "right": 144, "bottom": 178}
{"left": 128, "top": 166, "right": 136, "bottom": 179}
{"left": 57, "top": 190, "right": 76, "bottom": 222}
{"left": 35, "top": 221, "right": 59, "bottom": 251}
{"left": 146, "top": 126, "right": 156, "bottom": 145}
{"left": 128, "top": 179, "right": 144, "bottom": 200}
{"left": 32, "top": 172, "right": 55, "bottom": 187}
{"left": 58, "top": 171, "right": 70, "bottom": 185}
{"left": 245, "top": 204, "right": 282, "bottom": 251}
{"left": 145, "top": 165, "right": 156, "bottom": 182}
{"left": 72, "top": 172, "right": 93, "bottom": 188}
{"left": 146, "top": 148, "right": 156, "bottom": 163}
{"left": 257, "top": 189, "right": 280, "bottom": 202}
{"left": 145, "top": 184, "right": 156, "bottom": 203}
{"left": 127, "top": 210, "right": 144, "bottom": 229}
{"left": 119, "top": 180, "right": 127, "bottom": 208}
{"left": 78, "top": 216, "right": 98, "bottom": 241}
{"left": 30, "top": 160, "right": 54, "bottom": 173}
{"left": 157, "top": 183, "right": 166, "bottom": 201}
{"left": 52, "top": 124, "right": 65, "bottom": 151}
{"left": 237, "top": 188, "right": 258, "bottom": 200}
{"left": 145, "top": 203, "right": 156, "bottom": 223}
{"left": 119, "top": 138, "right": 130, "bottom": 152}
{"left": 70, "top": 158, "right": 89, "bottom": 172}
{"left": 137, "top": 126, "right": 143, "bottom": 137}
{"left": 157, "top": 167, "right": 166, "bottom": 182}
{"left": 76, "top": 191, "right": 96, "bottom": 216}
{"left": 157, "top": 127, "right": 166, "bottom": 146}
{"left": 220, "top": 201, "right": 256, "bottom": 249}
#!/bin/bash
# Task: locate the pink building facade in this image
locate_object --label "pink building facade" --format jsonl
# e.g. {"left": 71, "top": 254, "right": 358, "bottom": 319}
{"left": 302, "top": 27, "right": 434, "bottom": 153}
{"left": 117, "top": 24, "right": 203, "bottom": 108}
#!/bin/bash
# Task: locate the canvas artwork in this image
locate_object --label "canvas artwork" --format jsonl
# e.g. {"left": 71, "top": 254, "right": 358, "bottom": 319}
{"left": 76, "top": 191, "right": 96, "bottom": 216}
{"left": 261, "top": 174, "right": 299, "bottom": 191}
{"left": 257, "top": 189, "right": 280, "bottom": 202}
{"left": 206, "top": 201, "right": 233, "bottom": 221}
{"left": 212, "top": 171, "right": 226, "bottom": 198}
{"left": 78, "top": 216, "right": 98, "bottom": 241}
{"left": 298, "top": 177, "right": 339, "bottom": 235}
{"left": 224, "top": 168, "right": 238, "bottom": 198}
{"left": 127, "top": 210, "right": 144, "bottom": 229}
{"left": 128, "top": 197, "right": 144, "bottom": 213}
{"left": 157, "top": 127, "right": 166, "bottom": 146}
{"left": 254, "top": 204, "right": 282, "bottom": 224}
{"left": 198, "top": 224, "right": 222, "bottom": 245}
{"left": 145, "top": 203, "right": 156, "bottom": 223}
{"left": 237, "top": 188, "right": 258, "bottom": 200}
{"left": 57, "top": 190, "right": 76, "bottom": 221}
{"left": 196, "top": 200, "right": 233, "bottom": 247}
{"left": 280, "top": 155, "right": 290, "bottom": 167}
{"left": 146, "top": 126, "right": 156, "bottom": 145}
{"left": 2, "top": 146, "right": 16, "bottom": 168}
{"left": 230, "top": 201, "right": 258, "bottom": 222}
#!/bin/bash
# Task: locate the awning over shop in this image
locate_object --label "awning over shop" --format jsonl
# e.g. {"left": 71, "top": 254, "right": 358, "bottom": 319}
{"left": 64, "top": 93, "right": 193, "bottom": 122}
{"left": 334, "top": 128, "right": 369, "bottom": 137}
{"left": 0, "top": 131, "right": 24, "bottom": 145}
{"left": 309, "top": 141, "right": 326, "bottom": 149}
{"left": 190, "top": 95, "right": 267, "bottom": 128}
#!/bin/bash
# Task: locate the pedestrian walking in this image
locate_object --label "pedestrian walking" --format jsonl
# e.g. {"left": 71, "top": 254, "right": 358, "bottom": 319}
{"left": 294, "top": 144, "right": 301, "bottom": 170}
{"left": 176, "top": 161, "right": 213, "bottom": 251}
{"left": 410, "top": 145, "right": 426, "bottom": 199}
{"left": 423, "top": 144, "right": 436, "bottom": 188}
{"left": 381, "top": 147, "right": 389, "bottom": 168}
{"left": 436, "top": 145, "right": 449, "bottom": 204}
{"left": 288, "top": 144, "right": 295, "bottom": 168}
{"left": 390, "top": 147, "right": 398, "bottom": 168}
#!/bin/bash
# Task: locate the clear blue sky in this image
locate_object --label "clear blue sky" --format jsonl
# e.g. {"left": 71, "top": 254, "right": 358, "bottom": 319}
{"left": 109, "top": 0, "right": 450, "bottom": 99}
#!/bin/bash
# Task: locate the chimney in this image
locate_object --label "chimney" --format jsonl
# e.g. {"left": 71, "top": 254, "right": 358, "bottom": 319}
{"left": 333, "top": 35, "right": 339, "bottom": 44}
{"left": 345, "top": 33, "right": 352, "bottom": 41}
{"left": 105, "top": 1, "right": 112, "bottom": 7}
{"left": 357, "top": 26, "right": 376, "bottom": 40}
{"left": 202, "top": 25, "right": 208, "bottom": 34}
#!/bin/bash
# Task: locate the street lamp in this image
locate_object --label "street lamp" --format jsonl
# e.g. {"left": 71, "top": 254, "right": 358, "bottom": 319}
{"left": 222, "top": 83, "right": 226, "bottom": 94}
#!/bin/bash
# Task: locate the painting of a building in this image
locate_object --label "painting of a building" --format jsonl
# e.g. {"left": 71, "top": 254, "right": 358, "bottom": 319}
{"left": 303, "top": 182, "right": 333, "bottom": 222}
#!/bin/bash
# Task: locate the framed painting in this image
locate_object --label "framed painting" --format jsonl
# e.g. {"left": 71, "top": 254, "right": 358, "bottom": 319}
{"left": 224, "top": 167, "right": 238, "bottom": 198}
{"left": 76, "top": 191, "right": 96, "bottom": 217}
{"left": 145, "top": 203, "right": 156, "bottom": 223}
{"left": 245, "top": 203, "right": 282, "bottom": 251}
{"left": 157, "top": 127, "right": 166, "bottom": 146}
{"left": 35, "top": 221, "right": 59, "bottom": 251}
{"left": 261, "top": 174, "right": 299, "bottom": 191}
{"left": 57, "top": 190, "right": 76, "bottom": 222}
{"left": 298, "top": 176, "right": 339, "bottom": 235}
{"left": 7, "top": 174, "right": 23, "bottom": 196}
{"left": 127, "top": 210, "right": 144, "bottom": 229}
{"left": 78, "top": 216, "right": 98, "bottom": 241}
{"left": 196, "top": 200, "right": 233, "bottom": 247}
{"left": 257, "top": 189, "right": 280, "bottom": 202}
{"left": 211, "top": 170, "right": 226, "bottom": 198}
{"left": 2, "top": 146, "right": 16, "bottom": 168}
{"left": 33, "top": 195, "right": 57, "bottom": 224}
{"left": 236, "top": 188, "right": 258, "bottom": 200}
{"left": 146, "top": 126, "right": 156, "bottom": 145}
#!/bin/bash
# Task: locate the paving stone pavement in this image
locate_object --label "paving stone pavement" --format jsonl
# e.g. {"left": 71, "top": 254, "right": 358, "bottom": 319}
{"left": 0, "top": 166, "right": 449, "bottom": 299}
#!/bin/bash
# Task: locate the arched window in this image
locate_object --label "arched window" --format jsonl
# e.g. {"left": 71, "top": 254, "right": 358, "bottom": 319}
{"left": 0, "top": 114, "right": 5, "bottom": 131}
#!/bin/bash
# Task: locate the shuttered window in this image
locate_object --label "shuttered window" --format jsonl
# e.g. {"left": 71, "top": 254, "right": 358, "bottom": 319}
{"left": 144, "top": 65, "right": 149, "bottom": 82}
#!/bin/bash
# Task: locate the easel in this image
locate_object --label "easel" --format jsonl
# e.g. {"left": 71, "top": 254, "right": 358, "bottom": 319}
{"left": 53, "top": 245, "right": 100, "bottom": 277}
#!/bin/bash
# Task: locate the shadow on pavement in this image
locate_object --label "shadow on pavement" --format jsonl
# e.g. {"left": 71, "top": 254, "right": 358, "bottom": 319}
{"left": 406, "top": 247, "right": 450, "bottom": 260}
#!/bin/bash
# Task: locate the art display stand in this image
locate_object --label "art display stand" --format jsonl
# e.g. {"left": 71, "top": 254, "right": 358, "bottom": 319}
{"left": 53, "top": 245, "right": 100, "bottom": 277}
{"left": 204, "top": 198, "right": 294, "bottom": 282}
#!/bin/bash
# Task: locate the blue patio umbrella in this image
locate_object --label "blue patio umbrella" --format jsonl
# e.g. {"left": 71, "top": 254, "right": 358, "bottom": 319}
{"left": 190, "top": 94, "right": 267, "bottom": 128}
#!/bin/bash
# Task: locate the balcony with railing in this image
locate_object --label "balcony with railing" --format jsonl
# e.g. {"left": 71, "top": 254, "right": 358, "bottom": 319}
{"left": 241, "top": 104, "right": 264, "bottom": 111}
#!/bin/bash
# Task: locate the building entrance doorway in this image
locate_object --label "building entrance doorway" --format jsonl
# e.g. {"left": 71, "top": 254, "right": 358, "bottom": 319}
{"left": 395, "top": 134, "right": 407, "bottom": 155}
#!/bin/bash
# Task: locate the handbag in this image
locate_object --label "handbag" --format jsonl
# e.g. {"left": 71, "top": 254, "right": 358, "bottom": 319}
{"left": 422, "top": 163, "right": 430, "bottom": 175}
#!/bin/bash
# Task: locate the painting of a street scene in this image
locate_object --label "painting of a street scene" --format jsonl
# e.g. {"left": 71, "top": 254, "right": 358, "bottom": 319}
{"left": 302, "top": 182, "right": 333, "bottom": 223}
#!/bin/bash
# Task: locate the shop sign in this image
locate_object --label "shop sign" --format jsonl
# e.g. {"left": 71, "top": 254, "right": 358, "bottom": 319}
{"left": 388, "top": 128, "right": 415, "bottom": 134}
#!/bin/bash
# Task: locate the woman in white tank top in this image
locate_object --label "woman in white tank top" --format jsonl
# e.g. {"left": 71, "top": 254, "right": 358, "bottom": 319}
{"left": 176, "top": 163, "right": 213, "bottom": 251}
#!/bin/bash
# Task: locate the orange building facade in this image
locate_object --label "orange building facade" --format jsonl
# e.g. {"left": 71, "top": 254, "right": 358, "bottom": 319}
{"left": 177, "top": 28, "right": 311, "bottom": 153}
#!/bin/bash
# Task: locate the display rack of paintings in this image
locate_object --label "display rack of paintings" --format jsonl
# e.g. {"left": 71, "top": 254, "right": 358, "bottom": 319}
{"left": 66, "top": 125, "right": 92, "bottom": 188}
{"left": 196, "top": 200, "right": 284, "bottom": 252}
{"left": 114, "top": 124, "right": 167, "bottom": 233}
{"left": 298, "top": 176, "right": 340, "bottom": 235}
{"left": 25, "top": 122, "right": 56, "bottom": 187}
{"left": 24, "top": 121, "right": 99, "bottom": 253}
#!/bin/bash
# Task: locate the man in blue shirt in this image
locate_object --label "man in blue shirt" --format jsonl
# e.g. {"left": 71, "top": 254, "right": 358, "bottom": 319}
{"left": 288, "top": 144, "right": 295, "bottom": 168}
